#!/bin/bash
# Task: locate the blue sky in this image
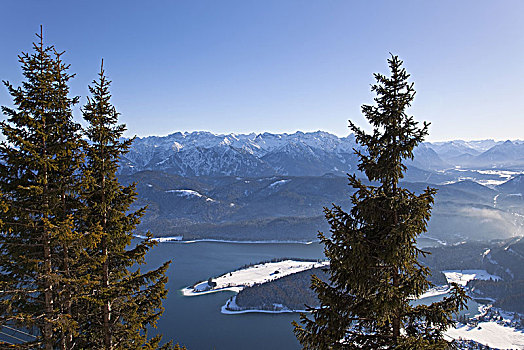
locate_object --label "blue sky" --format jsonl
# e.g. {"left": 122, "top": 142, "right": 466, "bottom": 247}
{"left": 1, "top": 0, "right": 523, "bottom": 141}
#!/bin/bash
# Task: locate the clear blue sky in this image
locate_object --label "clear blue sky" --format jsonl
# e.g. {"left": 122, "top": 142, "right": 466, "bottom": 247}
{"left": 1, "top": 0, "right": 523, "bottom": 141}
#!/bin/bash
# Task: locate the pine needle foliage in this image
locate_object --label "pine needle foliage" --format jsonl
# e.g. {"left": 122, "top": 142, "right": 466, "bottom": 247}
{"left": 0, "top": 28, "right": 87, "bottom": 349}
{"left": 293, "top": 55, "right": 469, "bottom": 349}
{"left": 0, "top": 30, "right": 181, "bottom": 350}
{"left": 77, "top": 62, "right": 172, "bottom": 349}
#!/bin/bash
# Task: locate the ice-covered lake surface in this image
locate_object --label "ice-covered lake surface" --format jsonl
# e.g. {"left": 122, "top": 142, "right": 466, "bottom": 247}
{"left": 144, "top": 240, "right": 522, "bottom": 349}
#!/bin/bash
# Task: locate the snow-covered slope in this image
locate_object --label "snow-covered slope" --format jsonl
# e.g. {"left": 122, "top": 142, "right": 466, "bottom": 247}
{"left": 446, "top": 321, "right": 524, "bottom": 349}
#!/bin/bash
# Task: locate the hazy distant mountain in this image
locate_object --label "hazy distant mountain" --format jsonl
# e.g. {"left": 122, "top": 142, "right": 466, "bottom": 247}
{"left": 429, "top": 139, "right": 524, "bottom": 169}
{"left": 473, "top": 141, "right": 524, "bottom": 168}
{"left": 426, "top": 141, "right": 482, "bottom": 161}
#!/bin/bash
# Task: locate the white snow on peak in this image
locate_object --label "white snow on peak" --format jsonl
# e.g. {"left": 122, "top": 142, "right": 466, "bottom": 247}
{"left": 133, "top": 131, "right": 356, "bottom": 158}
{"left": 172, "top": 141, "right": 184, "bottom": 152}
{"left": 220, "top": 137, "right": 232, "bottom": 146}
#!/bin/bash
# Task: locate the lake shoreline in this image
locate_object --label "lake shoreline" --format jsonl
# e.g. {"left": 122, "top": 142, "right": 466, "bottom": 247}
{"left": 221, "top": 295, "right": 308, "bottom": 315}
{"left": 135, "top": 235, "right": 316, "bottom": 245}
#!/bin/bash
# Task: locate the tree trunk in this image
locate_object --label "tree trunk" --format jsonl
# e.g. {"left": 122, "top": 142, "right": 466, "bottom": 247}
{"left": 103, "top": 235, "right": 111, "bottom": 350}
{"left": 43, "top": 233, "right": 54, "bottom": 350}
{"left": 41, "top": 81, "right": 54, "bottom": 349}
{"left": 60, "top": 189, "right": 73, "bottom": 350}
{"left": 102, "top": 172, "right": 112, "bottom": 350}
{"left": 43, "top": 139, "right": 53, "bottom": 350}
{"left": 61, "top": 245, "right": 72, "bottom": 350}
{"left": 392, "top": 271, "right": 400, "bottom": 340}
{"left": 392, "top": 197, "right": 401, "bottom": 341}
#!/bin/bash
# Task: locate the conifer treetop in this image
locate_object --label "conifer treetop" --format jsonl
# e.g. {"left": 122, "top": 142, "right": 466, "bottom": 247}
{"left": 350, "top": 54, "right": 429, "bottom": 188}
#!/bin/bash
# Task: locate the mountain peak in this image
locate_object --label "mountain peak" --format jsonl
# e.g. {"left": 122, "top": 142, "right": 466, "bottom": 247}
{"left": 120, "top": 131, "right": 523, "bottom": 178}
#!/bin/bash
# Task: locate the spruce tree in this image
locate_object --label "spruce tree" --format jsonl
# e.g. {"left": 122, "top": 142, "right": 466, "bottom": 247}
{"left": 294, "top": 55, "right": 468, "bottom": 349}
{"left": 0, "top": 28, "right": 87, "bottom": 349}
{"left": 78, "top": 61, "right": 174, "bottom": 349}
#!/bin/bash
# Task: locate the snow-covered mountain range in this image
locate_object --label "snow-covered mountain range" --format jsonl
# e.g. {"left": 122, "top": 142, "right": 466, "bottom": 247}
{"left": 119, "top": 131, "right": 524, "bottom": 177}
{"left": 113, "top": 130, "right": 524, "bottom": 245}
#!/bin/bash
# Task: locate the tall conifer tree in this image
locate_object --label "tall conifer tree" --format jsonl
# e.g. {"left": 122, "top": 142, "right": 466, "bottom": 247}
{"left": 78, "top": 61, "right": 173, "bottom": 349}
{"left": 294, "top": 55, "right": 468, "bottom": 349}
{"left": 0, "top": 28, "right": 86, "bottom": 349}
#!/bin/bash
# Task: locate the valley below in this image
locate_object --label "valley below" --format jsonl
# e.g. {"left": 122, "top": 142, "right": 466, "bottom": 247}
{"left": 127, "top": 131, "right": 524, "bottom": 349}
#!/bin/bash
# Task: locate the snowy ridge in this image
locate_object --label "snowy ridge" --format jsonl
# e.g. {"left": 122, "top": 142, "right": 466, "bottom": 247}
{"left": 119, "top": 131, "right": 524, "bottom": 178}
{"left": 120, "top": 131, "right": 362, "bottom": 177}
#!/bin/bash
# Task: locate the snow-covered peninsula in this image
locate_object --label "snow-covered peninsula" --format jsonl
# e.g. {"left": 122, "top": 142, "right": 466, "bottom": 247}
{"left": 181, "top": 259, "right": 328, "bottom": 296}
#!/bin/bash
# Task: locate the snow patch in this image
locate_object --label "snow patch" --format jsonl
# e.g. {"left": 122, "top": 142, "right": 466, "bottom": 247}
{"left": 417, "top": 285, "right": 450, "bottom": 299}
{"left": 443, "top": 270, "right": 501, "bottom": 286}
{"left": 445, "top": 322, "right": 524, "bottom": 349}
{"left": 165, "top": 189, "right": 203, "bottom": 198}
{"left": 269, "top": 179, "right": 290, "bottom": 188}
{"left": 172, "top": 141, "right": 183, "bottom": 152}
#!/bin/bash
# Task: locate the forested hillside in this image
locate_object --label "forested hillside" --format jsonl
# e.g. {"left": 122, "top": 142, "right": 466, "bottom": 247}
{"left": 235, "top": 268, "right": 328, "bottom": 311}
{"left": 117, "top": 170, "right": 524, "bottom": 244}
